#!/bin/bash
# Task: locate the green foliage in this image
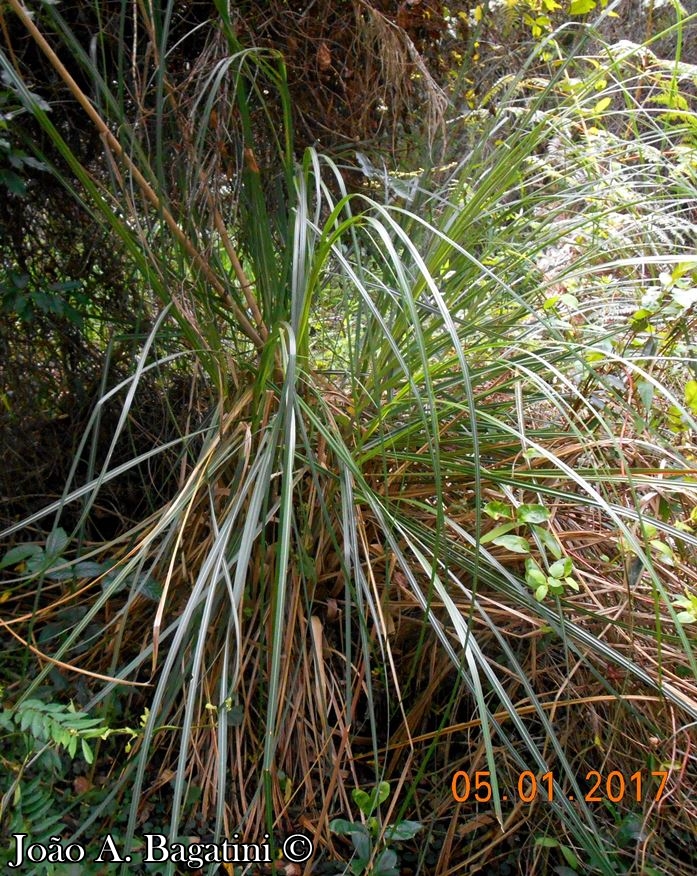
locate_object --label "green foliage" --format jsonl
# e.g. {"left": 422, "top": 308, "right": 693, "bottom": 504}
{"left": 525, "top": 555, "right": 580, "bottom": 602}
{"left": 535, "top": 835, "right": 580, "bottom": 870}
{"left": 0, "top": 531, "right": 161, "bottom": 600}
{"left": 0, "top": 527, "right": 70, "bottom": 577}
{"left": 482, "top": 499, "right": 579, "bottom": 600}
{"left": 0, "top": 691, "right": 157, "bottom": 874}
{"left": 619, "top": 521, "right": 677, "bottom": 569}
{"left": 330, "top": 783, "right": 422, "bottom": 875}
{"left": 0, "top": 775, "right": 65, "bottom": 873}
{"left": 672, "top": 589, "right": 697, "bottom": 624}
{"left": 0, "top": 270, "right": 86, "bottom": 325}
{"left": 0, "top": 696, "right": 103, "bottom": 874}
{"left": 472, "top": 0, "right": 610, "bottom": 43}
{"left": 2, "top": 699, "right": 109, "bottom": 764}
{"left": 0, "top": 82, "right": 46, "bottom": 195}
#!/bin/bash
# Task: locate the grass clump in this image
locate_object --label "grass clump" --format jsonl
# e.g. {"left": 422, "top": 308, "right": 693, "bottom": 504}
{"left": 1, "top": 3, "right": 697, "bottom": 874}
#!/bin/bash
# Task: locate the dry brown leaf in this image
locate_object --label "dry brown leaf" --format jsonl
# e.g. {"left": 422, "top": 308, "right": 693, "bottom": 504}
{"left": 317, "top": 41, "right": 331, "bottom": 71}
{"left": 73, "top": 776, "right": 91, "bottom": 794}
{"left": 244, "top": 147, "right": 260, "bottom": 174}
{"left": 326, "top": 597, "right": 339, "bottom": 621}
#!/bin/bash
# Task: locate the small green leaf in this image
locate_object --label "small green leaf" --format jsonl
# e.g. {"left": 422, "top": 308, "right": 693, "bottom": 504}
{"left": 19, "top": 709, "right": 32, "bottom": 733}
{"left": 386, "top": 820, "right": 423, "bottom": 841}
{"left": 0, "top": 169, "right": 26, "bottom": 196}
{"left": 492, "top": 534, "right": 530, "bottom": 553}
{"left": 45, "top": 527, "right": 69, "bottom": 558}
{"left": 535, "top": 837, "right": 559, "bottom": 848}
{"left": 650, "top": 539, "right": 674, "bottom": 565}
{"left": 352, "top": 830, "right": 371, "bottom": 862}
{"left": 676, "top": 610, "right": 697, "bottom": 624}
{"left": 532, "top": 525, "right": 562, "bottom": 559}
{"left": 352, "top": 788, "right": 372, "bottom": 816}
{"left": 228, "top": 704, "right": 244, "bottom": 726}
{"left": 55, "top": 728, "right": 71, "bottom": 748}
{"left": 517, "top": 504, "right": 550, "bottom": 524}
{"left": 136, "top": 574, "right": 163, "bottom": 601}
{"left": 560, "top": 843, "right": 579, "bottom": 869}
{"left": 640, "top": 522, "right": 657, "bottom": 539}
{"left": 630, "top": 308, "right": 653, "bottom": 330}
{"left": 480, "top": 521, "right": 518, "bottom": 544}
{"left": 549, "top": 557, "right": 572, "bottom": 579}
{"left": 374, "top": 849, "right": 399, "bottom": 876}
{"left": 637, "top": 379, "right": 654, "bottom": 411}
{"left": 593, "top": 97, "right": 611, "bottom": 114}
{"left": 27, "top": 552, "right": 49, "bottom": 574}
{"left": 559, "top": 293, "right": 579, "bottom": 310}
{"left": 376, "top": 781, "right": 390, "bottom": 805}
{"left": 74, "top": 561, "right": 109, "bottom": 577}
{"left": 526, "top": 564, "right": 547, "bottom": 589}
{"left": 523, "top": 448, "right": 544, "bottom": 460}
{"left": 667, "top": 404, "right": 685, "bottom": 432}
{"left": 535, "top": 583, "right": 549, "bottom": 601}
{"left": 45, "top": 563, "right": 78, "bottom": 581}
{"left": 673, "top": 590, "right": 697, "bottom": 618}
{"left": 0, "top": 543, "right": 43, "bottom": 570}
{"left": 329, "top": 818, "right": 364, "bottom": 836}
{"left": 483, "top": 500, "right": 512, "bottom": 521}
{"left": 352, "top": 782, "right": 389, "bottom": 817}
{"left": 31, "top": 712, "right": 45, "bottom": 740}
{"left": 672, "top": 287, "right": 697, "bottom": 309}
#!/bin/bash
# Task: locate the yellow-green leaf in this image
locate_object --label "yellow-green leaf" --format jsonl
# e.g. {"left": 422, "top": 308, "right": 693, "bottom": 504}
{"left": 685, "top": 380, "right": 697, "bottom": 414}
{"left": 569, "top": 0, "right": 596, "bottom": 13}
